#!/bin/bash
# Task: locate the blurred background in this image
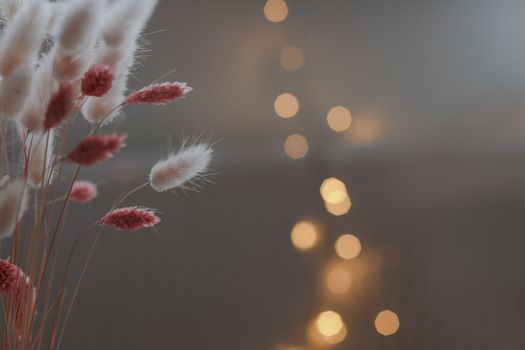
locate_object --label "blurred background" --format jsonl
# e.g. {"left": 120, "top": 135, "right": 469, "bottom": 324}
{"left": 62, "top": 0, "right": 525, "bottom": 349}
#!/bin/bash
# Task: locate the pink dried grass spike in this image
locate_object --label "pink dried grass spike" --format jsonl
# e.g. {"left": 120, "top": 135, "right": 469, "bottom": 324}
{"left": 81, "top": 64, "right": 114, "bottom": 97}
{"left": 70, "top": 181, "right": 98, "bottom": 203}
{"left": 44, "top": 83, "right": 75, "bottom": 130}
{"left": 125, "top": 82, "right": 192, "bottom": 105}
{"left": 0, "top": 259, "right": 22, "bottom": 295}
{"left": 97, "top": 206, "right": 160, "bottom": 231}
{"left": 66, "top": 134, "right": 127, "bottom": 166}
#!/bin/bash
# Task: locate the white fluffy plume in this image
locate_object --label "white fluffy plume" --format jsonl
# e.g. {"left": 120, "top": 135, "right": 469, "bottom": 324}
{"left": 26, "top": 131, "right": 56, "bottom": 189}
{"left": 102, "top": 0, "right": 158, "bottom": 48}
{"left": 149, "top": 144, "right": 213, "bottom": 192}
{"left": 82, "top": 0, "right": 158, "bottom": 124}
{"left": 52, "top": 0, "right": 105, "bottom": 82}
{"left": 19, "top": 51, "right": 57, "bottom": 131}
{"left": 0, "top": 0, "right": 23, "bottom": 22}
{"left": 0, "top": 63, "right": 32, "bottom": 119}
{"left": 0, "top": 178, "right": 29, "bottom": 239}
{"left": 0, "top": 0, "right": 49, "bottom": 76}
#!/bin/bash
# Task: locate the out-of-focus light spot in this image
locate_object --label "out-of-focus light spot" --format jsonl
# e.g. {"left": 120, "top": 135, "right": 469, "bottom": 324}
{"left": 327, "top": 106, "right": 352, "bottom": 132}
{"left": 316, "top": 311, "right": 344, "bottom": 337}
{"left": 291, "top": 221, "right": 319, "bottom": 251}
{"left": 284, "top": 134, "right": 308, "bottom": 159}
{"left": 320, "top": 177, "right": 347, "bottom": 205}
{"left": 375, "top": 310, "right": 400, "bottom": 336}
{"left": 324, "top": 323, "right": 347, "bottom": 344}
{"left": 274, "top": 93, "right": 299, "bottom": 118}
{"left": 263, "top": 0, "right": 288, "bottom": 23}
{"left": 346, "top": 113, "right": 385, "bottom": 145}
{"left": 335, "top": 234, "right": 361, "bottom": 260}
{"left": 324, "top": 194, "right": 351, "bottom": 216}
{"left": 280, "top": 46, "right": 305, "bottom": 72}
{"left": 326, "top": 267, "right": 352, "bottom": 294}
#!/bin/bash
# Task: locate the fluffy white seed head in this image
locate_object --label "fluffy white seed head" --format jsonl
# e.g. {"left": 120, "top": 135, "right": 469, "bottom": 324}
{"left": 53, "top": 49, "right": 95, "bottom": 83}
{"left": 0, "top": 63, "right": 32, "bottom": 119}
{"left": 19, "top": 52, "right": 57, "bottom": 131}
{"left": 0, "top": 0, "right": 50, "bottom": 76}
{"left": 102, "top": 0, "right": 158, "bottom": 48}
{"left": 149, "top": 144, "right": 213, "bottom": 192}
{"left": 56, "top": 0, "right": 104, "bottom": 55}
{"left": 26, "top": 131, "right": 56, "bottom": 189}
{"left": 0, "top": 0, "right": 23, "bottom": 22}
{"left": 0, "top": 178, "right": 29, "bottom": 239}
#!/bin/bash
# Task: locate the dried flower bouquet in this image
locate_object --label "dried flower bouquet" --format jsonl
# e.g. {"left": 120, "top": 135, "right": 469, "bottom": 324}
{"left": 0, "top": 0, "right": 212, "bottom": 348}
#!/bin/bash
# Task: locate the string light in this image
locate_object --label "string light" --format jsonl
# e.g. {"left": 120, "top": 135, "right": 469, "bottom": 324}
{"left": 320, "top": 177, "right": 347, "bottom": 205}
{"left": 335, "top": 234, "right": 361, "bottom": 260}
{"left": 326, "top": 267, "right": 352, "bottom": 294}
{"left": 284, "top": 134, "right": 308, "bottom": 159}
{"left": 327, "top": 106, "right": 352, "bottom": 132}
{"left": 315, "top": 311, "right": 344, "bottom": 337}
{"left": 324, "top": 194, "right": 351, "bottom": 216}
{"left": 263, "top": 0, "right": 288, "bottom": 23}
{"left": 280, "top": 46, "right": 305, "bottom": 72}
{"left": 375, "top": 310, "right": 400, "bottom": 336}
{"left": 274, "top": 93, "right": 299, "bottom": 118}
{"left": 291, "top": 220, "right": 319, "bottom": 251}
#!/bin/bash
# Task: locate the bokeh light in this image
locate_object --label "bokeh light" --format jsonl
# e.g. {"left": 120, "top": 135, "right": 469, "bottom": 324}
{"left": 291, "top": 221, "right": 319, "bottom": 251}
{"left": 345, "top": 113, "right": 385, "bottom": 145}
{"left": 320, "top": 177, "right": 347, "bottom": 205}
{"left": 326, "top": 267, "right": 352, "bottom": 294}
{"left": 263, "top": 0, "right": 288, "bottom": 23}
{"left": 284, "top": 134, "right": 309, "bottom": 159}
{"left": 274, "top": 93, "right": 299, "bottom": 118}
{"left": 324, "top": 194, "right": 351, "bottom": 216}
{"left": 335, "top": 234, "right": 361, "bottom": 260}
{"left": 327, "top": 106, "right": 352, "bottom": 132}
{"left": 323, "top": 323, "right": 347, "bottom": 344}
{"left": 375, "top": 310, "right": 400, "bottom": 336}
{"left": 280, "top": 46, "right": 305, "bottom": 72}
{"left": 315, "top": 311, "right": 344, "bottom": 337}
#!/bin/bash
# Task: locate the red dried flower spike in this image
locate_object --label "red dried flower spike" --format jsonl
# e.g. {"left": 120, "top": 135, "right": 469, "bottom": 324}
{"left": 66, "top": 134, "right": 127, "bottom": 166}
{"left": 0, "top": 259, "right": 22, "bottom": 295}
{"left": 124, "top": 82, "right": 192, "bottom": 105}
{"left": 70, "top": 180, "right": 98, "bottom": 203}
{"left": 97, "top": 206, "right": 160, "bottom": 231}
{"left": 44, "top": 83, "right": 75, "bottom": 130}
{"left": 81, "top": 64, "right": 114, "bottom": 97}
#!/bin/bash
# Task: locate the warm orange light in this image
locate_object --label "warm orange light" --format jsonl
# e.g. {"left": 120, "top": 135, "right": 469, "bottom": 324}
{"left": 327, "top": 106, "right": 352, "bottom": 132}
{"left": 263, "top": 0, "right": 288, "bottom": 23}
{"left": 291, "top": 221, "right": 319, "bottom": 251}
{"left": 315, "top": 311, "right": 344, "bottom": 337}
{"left": 335, "top": 234, "right": 361, "bottom": 260}
{"left": 320, "top": 177, "right": 347, "bottom": 205}
{"left": 274, "top": 93, "right": 299, "bottom": 118}
{"left": 375, "top": 310, "right": 400, "bottom": 336}
{"left": 324, "top": 194, "right": 351, "bottom": 216}
{"left": 326, "top": 267, "right": 352, "bottom": 294}
{"left": 346, "top": 113, "right": 385, "bottom": 145}
{"left": 280, "top": 46, "right": 305, "bottom": 72}
{"left": 324, "top": 323, "right": 347, "bottom": 344}
{"left": 284, "top": 134, "right": 308, "bottom": 159}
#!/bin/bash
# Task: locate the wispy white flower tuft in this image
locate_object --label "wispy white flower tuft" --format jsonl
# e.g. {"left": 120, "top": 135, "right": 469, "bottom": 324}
{"left": 19, "top": 52, "right": 57, "bottom": 131}
{"left": 0, "top": 0, "right": 23, "bottom": 22}
{"left": 149, "top": 143, "right": 213, "bottom": 192}
{"left": 0, "top": 0, "right": 49, "bottom": 76}
{"left": 52, "top": 0, "right": 105, "bottom": 82}
{"left": 0, "top": 179, "right": 29, "bottom": 239}
{"left": 102, "top": 0, "right": 158, "bottom": 48}
{"left": 56, "top": 0, "right": 104, "bottom": 55}
{"left": 0, "top": 63, "right": 32, "bottom": 119}
{"left": 26, "top": 131, "right": 56, "bottom": 189}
